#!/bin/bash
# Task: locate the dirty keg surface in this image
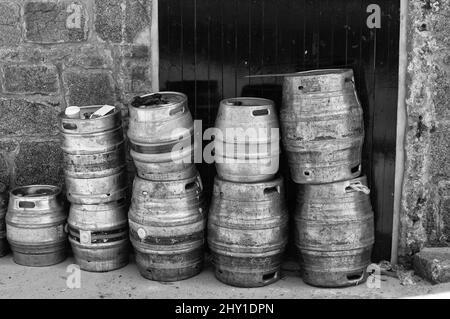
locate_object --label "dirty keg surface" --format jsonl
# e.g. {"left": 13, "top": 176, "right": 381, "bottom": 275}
{"left": 0, "top": 255, "right": 441, "bottom": 299}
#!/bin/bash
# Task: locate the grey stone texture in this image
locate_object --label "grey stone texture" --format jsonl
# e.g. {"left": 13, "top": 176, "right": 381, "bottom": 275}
{"left": 400, "top": 0, "right": 450, "bottom": 261}
{"left": 0, "top": 0, "right": 154, "bottom": 192}
{"left": 0, "top": 2, "right": 21, "bottom": 46}
{"left": 413, "top": 247, "right": 450, "bottom": 284}
{"left": 63, "top": 70, "right": 115, "bottom": 106}
{"left": 24, "top": 1, "right": 88, "bottom": 43}
{"left": 2, "top": 64, "right": 60, "bottom": 94}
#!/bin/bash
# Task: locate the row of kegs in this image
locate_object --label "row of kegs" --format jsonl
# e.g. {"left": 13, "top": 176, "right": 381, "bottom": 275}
{"left": 0, "top": 68, "right": 374, "bottom": 288}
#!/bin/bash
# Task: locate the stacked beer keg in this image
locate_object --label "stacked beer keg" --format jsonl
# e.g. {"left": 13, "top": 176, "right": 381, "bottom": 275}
{"left": 208, "top": 97, "right": 289, "bottom": 288}
{"left": 59, "top": 105, "right": 129, "bottom": 272}
{"left": 127, "top": 92, "right": 207, "bottom": 282}
{"left": 280, "top": 69, "right": 375, "bottom": 287}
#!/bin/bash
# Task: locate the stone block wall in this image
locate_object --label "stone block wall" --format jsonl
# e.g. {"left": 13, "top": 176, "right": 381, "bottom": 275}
{"left": 0, "top": 0, "right": 156, "bottom": 193}
{"left": 400, "top": 0, "right": 450, "bottom": 261}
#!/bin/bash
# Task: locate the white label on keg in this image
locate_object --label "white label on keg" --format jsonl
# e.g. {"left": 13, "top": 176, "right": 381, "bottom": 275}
{"left": 79, "top": 230, "right": 91, "bottom": 245}
{"left": 137, "top": 228, "right": 146, "bottom": 239}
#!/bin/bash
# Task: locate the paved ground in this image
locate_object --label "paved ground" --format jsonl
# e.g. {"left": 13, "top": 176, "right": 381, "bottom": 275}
{"left": 0, "top": 254, "right": 447, "bottom": 299}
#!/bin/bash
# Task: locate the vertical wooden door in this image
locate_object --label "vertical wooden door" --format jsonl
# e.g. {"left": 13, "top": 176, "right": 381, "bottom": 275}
{"left": 159, "top": 0, "right": 400, "bottom": 261}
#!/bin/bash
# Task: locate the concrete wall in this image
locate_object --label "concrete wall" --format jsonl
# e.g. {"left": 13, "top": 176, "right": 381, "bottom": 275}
{"left": 0, "top": 0, "right": 156, "bottom": 193}
{"left": 400, "top": 0, "right": 450, "bottom": 261}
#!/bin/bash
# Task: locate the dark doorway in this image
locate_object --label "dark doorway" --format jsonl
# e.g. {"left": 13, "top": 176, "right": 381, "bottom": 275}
{"left": 159, "top": 0, "right": 400, "bottom": 261}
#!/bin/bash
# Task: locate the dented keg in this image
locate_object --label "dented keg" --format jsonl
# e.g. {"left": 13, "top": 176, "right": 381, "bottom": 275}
{"left": 6, "top": 185, "right": 68, "bottom": 267}
{"left": 59, "top": 105, "right": 128, "bottom": 204}
{"left": 68, "top": 199, "right": 129, "bottom": 272}
{"left": 0, "top": 192, "right": 8, "bottom": 257}
{"left": 208, "top": 177, "right": 288, "bottom": 287}
{"left": 281, "top": 69, "right": 364, "bottom": 184}
{"left": 128, "top": 92, "right": 196, "bottom": 181}
{"left": 129, "top": 170, "right": 206, "bottom": 281}
{"left": 294, "top": 176, "right": 374, "bottom": 287}
{"left": 214, "top": 97, "right": 280, "bottom": 183}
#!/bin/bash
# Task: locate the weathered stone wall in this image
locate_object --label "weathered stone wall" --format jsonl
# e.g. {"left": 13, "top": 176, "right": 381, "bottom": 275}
{"left": 0, "top": 0, "right": 155, "bottom": 192}
{"left": 400, "top": 0, "right": 450, "bottom": 261}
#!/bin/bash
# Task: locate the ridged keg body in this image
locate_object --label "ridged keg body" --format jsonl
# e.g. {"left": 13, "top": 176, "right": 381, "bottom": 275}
{"left": 208, "top": 177, "right": 288, "bottom": 287}
{"left": 214, "top": 97, "right": 280, "bottom": 182}
{"left": 128, "top": 92, "right": 196, "bottom": 181}
{"left": 129, "top": 171, "right": 206, "bottom": 281}
{"left": 59, "top": 105, "right": 128, "bottom": 204}
{"left": 294, "top": 176, "right": 374, "bottom": 287}
{"left": 68, "top": 200, "right": 129, "bottom": 272}
{"left": 0, "top": 193, "right": 7, "bottom": 257}
{"left": 281, "top": 69, "right": 364, "bottom": 184}
{"left": 6, "top": 186, "right": 68, "bottom": 266}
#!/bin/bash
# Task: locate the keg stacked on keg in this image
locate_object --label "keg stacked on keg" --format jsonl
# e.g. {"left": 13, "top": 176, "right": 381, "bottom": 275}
{"left": 208, "top": 97, "right": 288, "bottom": 288}
{"left": 281, "top": 69, "right": 375, "bottom": 287}
{"left": 59, "top": 106, "right": 130, "bottom": 272}
{"left": 127, "top": 92, "right": 207, "bottom": 282}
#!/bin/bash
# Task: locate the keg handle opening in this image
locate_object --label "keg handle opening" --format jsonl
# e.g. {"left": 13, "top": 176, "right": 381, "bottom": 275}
{"left": 345, "top": 182, "right": 371, "bottom": 195}
{"left": 18, "top": 201, "right": 36, "bottom": 209}
{"left": 262, "top": 271, "right": 278, "bottom": 282}
{"left": 252, "top": 109, "right": 269, "bottom": 116}
{"left": 346, "top": 271, "right": 365, "bottom": 284}
{"left": 351, "top": 164, "right": 361, "bottom": 174}
{"left": 62, "top": 122, "right": 77, "bottom": 130}
{"left": 264, "top": 186, "right": 280, "bottom": 195}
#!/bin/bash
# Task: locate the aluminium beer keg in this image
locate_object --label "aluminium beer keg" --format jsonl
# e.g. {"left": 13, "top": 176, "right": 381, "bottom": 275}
{"left": 214, "top": 97, "right": 280, "bottom": 183}
{"left": 294, "top": 176, "right": 374, "bottom": 287}
{"left": 68, "top": 199, "right": 129, "bottom": 272}
{"left": 281, "top": 69, "right": 364, "bottom": 184}
{"left": 0, "top": 192, "right": 8, "bottom": 257}
{"left": 129, "top": 170, "right": 206, "bottom": 281}
{"left": 6, "top": 185, "right": 68, "bottom": 266}
{"left": 208, "top": 177, "right": 288, "bottom": 287}
{"left": 59, "top": 105, "right": 128, "bottom": 204}
{"left": 128, "top": 92, "right": 196, "bottom": 181}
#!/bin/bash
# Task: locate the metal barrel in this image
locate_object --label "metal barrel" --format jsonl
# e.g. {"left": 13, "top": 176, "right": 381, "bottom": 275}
{"left": 294, "top": 176, "right": 374, "bottom": 287}
{"left": 59, "top": 105, "right": 128, "bottom": 204}
{"left": 6, "top": 185, "right": 68, "bottom": 267}
{"left": 128, "top": 170, "right": 206, "bottom": 281}
{"left": 214, "top": 97, "right": 280, "bottom": 183}
{"left": 68, "top": 199, "right": 129, "bottom": 272}
{"left": 208, "top": 177, "right": 289, "bottom": 287}
{"left": 128, "top": 92, "right": 197, "bottom": 181}
{"left": 0, "top": 192, "right": 8, "bottom": 257}
{"left": 65, "top": 169, "right": 128, "bottom": 204}
{"left": 281, "top": 69, "right": 364, "bottom": 184}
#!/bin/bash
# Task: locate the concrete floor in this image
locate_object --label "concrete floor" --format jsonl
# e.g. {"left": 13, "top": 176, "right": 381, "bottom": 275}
{"left": 0, "top": 254, "right": 447, "bottom": 299}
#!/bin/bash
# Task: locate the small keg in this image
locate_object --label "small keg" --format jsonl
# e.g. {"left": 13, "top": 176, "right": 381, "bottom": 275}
{"left": 129, "top": 170, "right": 206, "bottom": 281}
{"left": 68, "top": 199, "right": 129, "bottom": 272}
{"left": 59, "top": 105, "right": 128, "bottom": 204}
{"left": 6, "top": 185, "right": 68, "bottom": 267}
{"left": 294, "top": 176, "right": 374, "bottom": 287}
{"left": 214, "top": 97, "right": 280, "bottom": 182}
{"left": 208, "top": 177, "right": 288, "bottom": 287}
{"left": 127, "top": 92, "right": 196, "bottom": 181}
{"left": 281, "top": 69, "right": 364, "bottom": 184}
{"left": 0, "top": 192, "right": 8, "bottom": 257}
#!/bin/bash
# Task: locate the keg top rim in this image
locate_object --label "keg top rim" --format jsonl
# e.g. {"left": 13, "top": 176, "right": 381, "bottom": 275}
{"left": 59, "top": 105, "right": 119, "bottom": 121}
{"left": 10, "top": 185, "right": 61, "bottom": 198}
{"left": 131, "top": 91, "right": 187, "bottom": 109}
{"left": 221, "top": 97, "right": 275, "bottom": 107}
{"left": 284, "top": 68, "right": 353, "bottom": 77}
